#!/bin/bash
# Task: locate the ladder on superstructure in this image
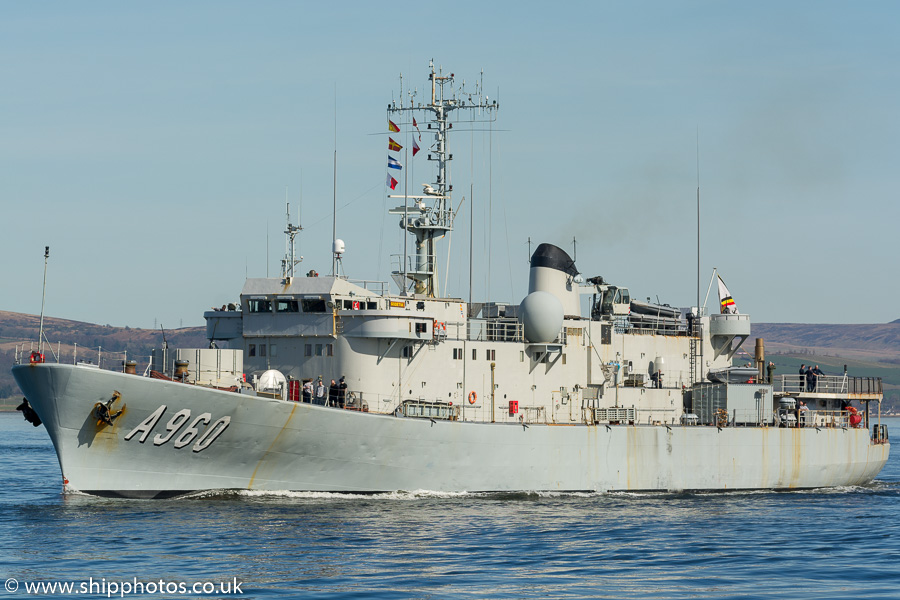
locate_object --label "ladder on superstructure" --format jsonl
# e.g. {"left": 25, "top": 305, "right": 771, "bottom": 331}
{"left": 688, "top": 316, "right": 701, "bottom": 385}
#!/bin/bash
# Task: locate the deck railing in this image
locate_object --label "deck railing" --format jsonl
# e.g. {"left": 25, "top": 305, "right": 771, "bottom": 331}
{"left": 775, "top": 374, "right": 883, "bottom": 396}
{"left": 466, "top": 318, "right": 524, "bottom": 342}
{"left": 346, "top": 279, "right": 390, "bottom": 296}
{"left": 14, "top": 342, "right": 151, "bottom": 374}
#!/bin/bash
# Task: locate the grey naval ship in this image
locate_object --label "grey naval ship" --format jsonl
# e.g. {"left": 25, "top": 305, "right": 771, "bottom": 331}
{"left": 13, "top": 64, "right": 889, "bottom": 498}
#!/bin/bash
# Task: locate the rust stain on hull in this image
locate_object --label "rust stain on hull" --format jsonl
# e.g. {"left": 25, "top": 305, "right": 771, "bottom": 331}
{"left": 92, "top": 405, "right": 128, "bottom": 453}
{"left": 248, "top": 403, "right": 299, "bottom": 489}
{"left": 790, "top": 426, "right": 802, "bottom": 487}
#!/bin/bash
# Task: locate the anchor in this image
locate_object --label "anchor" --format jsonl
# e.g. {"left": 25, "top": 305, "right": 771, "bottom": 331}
{"left": 94, "top": 391, "right": 125, "bottom": 426}
{"left": 16, "top": 398, "right": 42, "bottom": 427}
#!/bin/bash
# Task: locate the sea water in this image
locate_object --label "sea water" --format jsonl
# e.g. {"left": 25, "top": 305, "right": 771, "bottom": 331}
{"left": 2, "top": 412, "right": 900, "bottom": 599}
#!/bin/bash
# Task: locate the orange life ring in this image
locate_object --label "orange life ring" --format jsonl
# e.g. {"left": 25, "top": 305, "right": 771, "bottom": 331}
{"left": 468, "top": 391, "right": 477, "bottom": 404}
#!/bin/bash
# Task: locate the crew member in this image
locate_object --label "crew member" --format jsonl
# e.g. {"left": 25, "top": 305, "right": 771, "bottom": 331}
{"left": 338, "top": 376, "right": 348, "bottom": 409}
{"left": 328, "top": 379, "right": 339, "bottom": 407}
{"left": 315, "top": 377, "right": 327, "bottom": 405}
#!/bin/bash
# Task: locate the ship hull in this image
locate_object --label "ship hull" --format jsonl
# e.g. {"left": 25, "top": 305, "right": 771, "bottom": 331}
{"left": 13, "top": 364, "right": 889, "bottom": 498}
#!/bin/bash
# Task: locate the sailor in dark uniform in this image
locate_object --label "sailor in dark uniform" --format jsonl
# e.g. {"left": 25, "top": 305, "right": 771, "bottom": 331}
{"left": 328, "top": 379, "right": 339, "bottom": 407}
{"left": 338, "top": 376, "right": 348, "bottom": 408}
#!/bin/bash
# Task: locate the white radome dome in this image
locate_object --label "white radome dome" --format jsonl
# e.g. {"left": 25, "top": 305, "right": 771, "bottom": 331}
{"left": 519, "top": 291, "right": 564, "bottom": 343}
{"left": 258, "top": 369, "right": 287, "bottom": 391}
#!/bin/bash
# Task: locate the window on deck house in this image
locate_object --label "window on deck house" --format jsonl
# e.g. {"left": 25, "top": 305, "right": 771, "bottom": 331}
{"left": 248, "top": 299, "right": 272, "bottom": 313}
{"left": 276, "top": 300, "right": 299, "bottom": 313}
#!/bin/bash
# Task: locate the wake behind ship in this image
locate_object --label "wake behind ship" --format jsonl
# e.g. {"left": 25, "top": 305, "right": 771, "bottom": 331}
{"left": 12, "top": 63, "right": 889, "bottom": 498}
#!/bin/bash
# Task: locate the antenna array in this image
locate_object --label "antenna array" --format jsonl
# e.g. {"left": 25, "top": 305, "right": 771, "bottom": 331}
{"left": 387, "top": 60, "right": 499, "bottom": 297}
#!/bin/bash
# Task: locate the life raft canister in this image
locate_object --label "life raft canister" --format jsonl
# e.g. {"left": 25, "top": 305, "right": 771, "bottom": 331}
{"left": 432, "top": 320, "right": 446, "bottom": 338}
{"left": 468, "top": 391, "right": 477, "bottom": 404}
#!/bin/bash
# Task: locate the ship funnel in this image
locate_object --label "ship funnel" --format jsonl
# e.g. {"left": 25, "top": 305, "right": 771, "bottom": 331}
{"left": 519, "top": 243, "right": 580, "bottom": 343}
{"left": 526, "top": 243, "right": 581, "bottom": 317}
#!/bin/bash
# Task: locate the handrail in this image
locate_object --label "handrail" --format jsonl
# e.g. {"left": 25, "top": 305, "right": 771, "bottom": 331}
{"left": 346, "top": 279, "right": 390, "bottom": 296}
{"left": 774, "top": 374, "right": 882, "bottom": 395}
{"left": 465, "top": 319, "right": 569, "bottom": 345}
{"left": 391, "top": 253, "right": 436, "bottom": 274}
{"left": 709, "top": 313, "right": 750, "bottom": 322}
{"left": 14, "top": 341, "right": 151, "bottom": 374}
{"left": 466, "top": 318, "right": 524, "bottom": 342}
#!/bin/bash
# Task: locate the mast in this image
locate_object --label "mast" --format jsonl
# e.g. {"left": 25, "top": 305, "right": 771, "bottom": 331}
{"left": 387, "top": 61, "right": 499, "bottom": 297}
{"left": 281, "top": 201, "right": 303, "bottom": 280}
{"left": 332, "top": 84, "right": 338, "bottom": 276}
{"left": 688, "top": 129, "right": 705, "bottom": 385}
{"left": 38, "top": 246, "right": 49, "bottom": 356}
{"left": 696, "top": 129, "right": 703, "bottom": 382}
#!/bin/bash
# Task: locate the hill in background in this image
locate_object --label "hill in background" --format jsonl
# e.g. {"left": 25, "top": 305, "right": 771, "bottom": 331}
{"left": 0, "top": 310, "right": 206, "bottom": 403}
{"left": 749, "top": 322, "right": 900, "bottom": 364}
{"left": 737, "top": 321, "right": 900, "bottom": 411}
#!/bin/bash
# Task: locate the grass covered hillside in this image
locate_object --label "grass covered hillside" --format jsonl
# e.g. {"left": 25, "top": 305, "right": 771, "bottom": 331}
{"left": 0, "top": 310, "right": 206, "bottom": 403}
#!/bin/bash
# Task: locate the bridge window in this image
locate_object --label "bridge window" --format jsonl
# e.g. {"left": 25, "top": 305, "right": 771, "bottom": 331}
{"left": 248, "top": 299, "right": 272, "bottom": 313}
{"left": 301, "top": 299, "right": 328, "bottom": 313}
{"left": 248, "top": 344, "right": 256, "bottom": 357}
{"left": 276, "top": 300, "right": 299, "bottom": 313}
{"left": 305, "top": 344, "right": 312, "bottom": 357}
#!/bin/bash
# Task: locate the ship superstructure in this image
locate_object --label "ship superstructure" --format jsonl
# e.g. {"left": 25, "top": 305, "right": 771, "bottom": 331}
{"left": 11, "top": 64, "right": 889, "bottom": 498}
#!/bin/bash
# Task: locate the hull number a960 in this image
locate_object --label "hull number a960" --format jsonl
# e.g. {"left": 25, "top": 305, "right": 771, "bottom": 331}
{"left": 124, "top": 405, "right": 231, "bottom": 453}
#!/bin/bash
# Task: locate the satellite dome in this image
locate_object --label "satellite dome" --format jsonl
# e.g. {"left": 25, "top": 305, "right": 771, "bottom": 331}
{"left": 332, "top": 239, "right": 346, "bottom": 254}
{"left": 258, "top": 369, "right": 287, "bottom": 392}
{"left": 519, "top": 291, "right": 564, "bottom": 343}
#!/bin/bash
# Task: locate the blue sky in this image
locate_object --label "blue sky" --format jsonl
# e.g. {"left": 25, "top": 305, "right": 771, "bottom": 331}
{"left": 2, "top": 1, "right": 898, "bottom": 327}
